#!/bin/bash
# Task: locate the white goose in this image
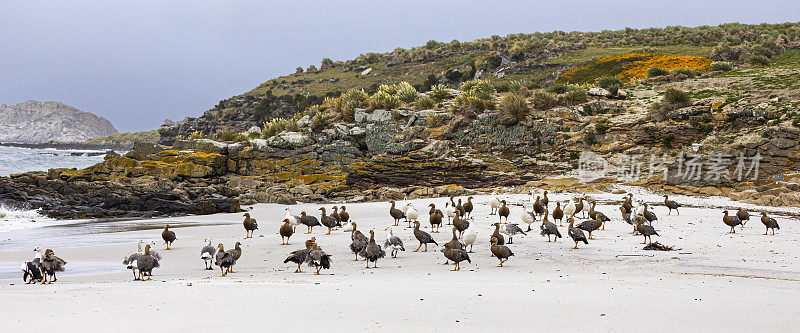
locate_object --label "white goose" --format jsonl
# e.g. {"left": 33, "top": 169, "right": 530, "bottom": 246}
{"left": 520, "top": 204, "right": 536, "bottom": 231}
{"left": 461, "top": 222, "right": 477, "bottom": 253}
{"left": 405, "top": 203, "right": 419, "bottom": 228}
{"left": 284, "top": 207, "right": 301, "bottom": 231}
{"left": 564, "top": 198, "right": 577, "bottom": 218}
{"left": 488, "top": 193, "right": 501, "bottom": 215}
{"left": 342, "top": 221, "right": 355, "bottom": 232}
{"left": 444, "top": 202, "right": 456, "bottom": 225}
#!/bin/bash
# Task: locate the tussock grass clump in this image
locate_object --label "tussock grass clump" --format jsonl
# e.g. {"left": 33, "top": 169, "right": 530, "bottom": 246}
{"left": 262, "top": 118, "right": 299, "bottom": 138}
{"left": 532, "top": 90, "right": 558, "bottom": 110}
{"left": 428, "top": 85, "right": 452, "bottom": 102}
{"left": 310, "top": 113, "right": 330, "bottom": 132}
{"left": 215, "top": 129, "right": 248, "bottom": 142}
{"left": 188, "top": 130, "right": 204, "bottom": 140}
{"left": 709, "top": 61, "right": 733, "bottom": 72}
{"left": 415, "top": 96, "right": 435, "bottom": 110}
{"left": 425, "top": 113, "right": 445, "bottom": 128}
{"left": 369, "top": 91, "right": 400, "bottom": 110}
{"left": 396, "top": 82, "right": 418, "bottom": 103}
{"left": 498, "top": 93, "right": 530, "bottom": 126}
{"left": 321, "top": 96, "right": 342, "bottom": 111}
{"left": 648, "top": 87, "right": 692, "bottom": 120}
{"left": 558, "top": 89, "right": 589, "bottom": 106}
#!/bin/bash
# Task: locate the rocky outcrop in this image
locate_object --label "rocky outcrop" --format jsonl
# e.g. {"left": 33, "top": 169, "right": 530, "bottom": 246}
{"left": 0, "top": 100, "right": 117, "bottom": 143}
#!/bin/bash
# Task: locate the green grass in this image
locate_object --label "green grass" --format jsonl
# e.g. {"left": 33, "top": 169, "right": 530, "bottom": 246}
{"left": 546, "top": 45, "right": 713, "bottom": 66}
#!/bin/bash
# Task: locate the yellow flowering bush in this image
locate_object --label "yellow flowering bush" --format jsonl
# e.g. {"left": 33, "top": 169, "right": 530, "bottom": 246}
{"left": 558, "top": 53, "right": 712, "bottom": 84}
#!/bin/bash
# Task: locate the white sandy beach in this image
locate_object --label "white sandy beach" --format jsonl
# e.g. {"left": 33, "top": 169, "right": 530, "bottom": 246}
{"left": 1, "top": 188, "right": 799, "bottom": 332}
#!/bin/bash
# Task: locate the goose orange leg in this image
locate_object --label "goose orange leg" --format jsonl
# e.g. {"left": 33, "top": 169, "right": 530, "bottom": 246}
{"left": 413, "top": 243, "right": 422, "bottom": 252}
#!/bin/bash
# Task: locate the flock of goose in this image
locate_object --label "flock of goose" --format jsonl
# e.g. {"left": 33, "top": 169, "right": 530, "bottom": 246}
{"left": 20, "top": 190, "right": 784, "bottom": 283}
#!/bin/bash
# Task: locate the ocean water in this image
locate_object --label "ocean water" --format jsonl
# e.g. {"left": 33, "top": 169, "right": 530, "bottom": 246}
{"left": 0, "top": 145, "right": 108, "bottom": 177}
{"left": 0, "top": 145, "right": 111, "bottom": 233}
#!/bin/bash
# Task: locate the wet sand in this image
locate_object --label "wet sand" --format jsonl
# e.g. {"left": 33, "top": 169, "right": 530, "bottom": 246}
{"left": 1, "top": 188, "right": 799, "bottom": 332}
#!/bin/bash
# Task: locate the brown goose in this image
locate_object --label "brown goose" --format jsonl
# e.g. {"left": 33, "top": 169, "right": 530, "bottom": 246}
{"left": 279, "top": 218, "right": 294, "bottom": 245}
{"left": 463, "top": 196, "right": 474, "bottom": 218}
{"left": 215, "top": 243, "right": 234, "bottom": 276}
{"left": 760, "top": 212, "right": 780, "bottom": 235}
{"left": 455, "top": 198, "right": 465, "bottom": 217}
{"left": 567, "top": 217, "right": 588, "bottom": 249}
{"left": 664, "top": 195, "right": 681, "bottom": 216}
{"left": 588, "top": 201, "right": 611, "bottom": 230}
{"left": 360, "top": 230, "right": 386, "bottom": 268}
{"left": 620, "top": 206, "right": 636, "bottom": 234}
{"left": 429, "top": 204, "right": 443, "bottom": 233}
{"left": 39, "top": 249, "right": 67, "bottom": 284}
{"left": 642, "top": 203, "right": 658, "bottom": 225}
{"left": 243, "top": 213, "right": 258, "bottom": 238}
{"left": 498, "top": 200, "right": 510, "bottom": 223}
{"left": 490, "top": 237, "right": 514, "bottom": 267}
{"left": 532, "top": 197, "right": 544, "bottom": 218}
{"left": 389, "top": 200, "right": 404, "bottom": 226}
{"left": 722, "top": 210, "right": 742, "bottom": 233}
{"left": 635, "top": 215, "right": 658, "bottom": 244}
{"left": 453, "top": 211, "right": 470, "bottom": 238}
{"left": 227, "top": 242, "right": 242, "bottom": 273}
{"left": 413, "top": 221, "right": 438, "bottom": 252}
{"left": 339, "top": 206, "right": 350, "bottom": 224}
{"left": 300, "top": 211, "right": 321, "bottom": 233}
{"left": 283, "top": 239, "right": 315, "bottom": 273}
{"left": 574, "top": 198, "right": 585, "bottom": 218}
{"left": 541, "top": 191, "right": 549, "bottom": 208}
{"left": 319, "top": 207, "right": 337, "bottom": 235}
{"left": 162, "top": 224, "right": 176, "bottom": 250}
{"left": 443, "top": 243, "right": 471, "bottom": 271}
{"left": 349, "top": 222, "right": 368, "bottom": 261}
{"left": 491, "top": 223, "right": 505, "bottom": 246}
{"left": 552, "top": 202, "right": 564, "bottom": 226}
{"left": 305, "top": 239, "right": 331, "bottom": 275}
{"left": 576, "top": 217, "right": 602, "bottom": 240}
{"left": 621, "top": 195, "right": 633, "bottom": 214}
{"left": 443, "top": 226, "right": 465, "bottom": 264}
{"left": 737, "top": 208, "right": 750, "bottom": 226}
{"left": 330, "top": 206, "right": 342, "bottom": 228}
{"left": 539, "top": 209, "right": 561, "bottom": 242}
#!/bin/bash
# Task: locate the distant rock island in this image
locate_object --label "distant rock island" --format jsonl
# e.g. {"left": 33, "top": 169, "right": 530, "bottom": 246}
{"left": 0, "top": 100, "right": 117, "bottom": 143}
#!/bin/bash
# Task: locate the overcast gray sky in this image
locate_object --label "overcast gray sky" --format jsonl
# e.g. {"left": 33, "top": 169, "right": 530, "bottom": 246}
{"left": 1, "top": 1, "right": 798, "bottom": 132}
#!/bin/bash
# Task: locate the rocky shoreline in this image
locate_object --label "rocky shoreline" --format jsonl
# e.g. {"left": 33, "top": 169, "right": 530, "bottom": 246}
{"left": 0, "top": 141, "right": 130, "bottom": 152}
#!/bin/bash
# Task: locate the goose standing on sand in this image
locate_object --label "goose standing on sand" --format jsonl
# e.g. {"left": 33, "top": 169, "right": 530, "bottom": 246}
{"left": 38, "top": 249, "right": 67, "bottom": 284}
{"left": 444, "top": 227, "right": 464, "bottom": 264}
{"left": 201, "top": 238, "right": 216, "bottom": 270}
{"left": 576, "top": 217, "right": 602, "bottom": 240}
{"left": 135, "top": 245, "right": 158, "bottom": 281}
{"left": 541, "top": 191, "right": 549, "bottom": 209}
{"left": 635, "top": 216, "right": 658, "bottom": 244}
{"left": 463, "top": 197, "right": 474, "bottom": 219}
{"left": 634, "top": 200, "right": 645, "bottom": 216}
{"left": 300, "top": 211, "right": 321, "bottom": 233}
{"left": 490, "top": 237, "right": 514, "bottom": 267}
{"left": 580, "top": 196, "right": 592, "bottom": 218}
{"left": 498, "top": 200, "right": 510, "bottom": 223}
{"left": 429, "top": 204, "right": 443, "bottom": 232}
{"left": 462, "top": 222, "right": 477, "bottom": 253}
{"left": 226, "top": 242, "right": 243, "bottom": 273}
{"left": 162, "top": 224, "right": 176, "bottom": 250}
{"left": 330, "top": 206, "right": 342, "bottom": 228}
{"left": 532, "top": 197, "right": 544, "bottom": 219}
{"left": 413, "top": 221, "right": 438, "bottom": 252}
{"left": 383, "top": 227, "right": 405, "bottom": 258}
{"left": 389, "top": 200, "right": 404, "bottom": 226}
{"left": 306, "top": 240, "right": 332, "bottom": 275}
{"left": 588, "top": 201, "right": 611, "bottom": 230}
{"left": 405, "top": 204, "right": 420, "bottom": 229}
{"left": 574, "top": 198, "right": 585, "bottom": 218}
{"left": 443, "top": 243, "right": 471, "bottom": 271}
{"left": 360, "top": 230, "right": 386, "bottom": 268}
{"left": 284, "top": 207, "right": 301, "bottom": 232}
{"left": 664, "top": 195, "right": 681, "bottom": 216}
{"left": 350, "top": 223, "right": 368, "bottom": 261}
{"left": 500, "top": 223, "right": 526, "bottom": 244}
{"left": 123, "top": 252, "right": 141, "bottom": 280}
{"left": 339, "top": 206, "right": 350, "bottom": 225}
{"left": 489, "top": 193, "right": 501, "bottom": 215}
{"left": 642, "top": 203, "right": 658, "bottom": 225}
{"left": 621, "top": 194, "right": 633, "bottom": 213}
{"left": 283, "top": 239, "right": 314, "bottom": 273}
{"left": 620, "top": 207, "right": 635, "bottom": 233}
{"left": 564, "top": 198, "right": 576, "bottom": 218}
{"left": 760, "top": 212, "right": 780, "bottom": 235}
{"left": 453, "top": 211, "right": 470, "bottom": 238}
{"left": 320, "top": 207, "right": 337, "bottom": 235}
{"left": 455, "top": 198, "right": 466, "bottom": 217}
{"left": 552, "top": 202, "right": 564, "bottom": 226}
{"left": 243, "top": 213, "right": 258, "bottom": 238}
{"left": 722, "top": 210, "right": 742, "bottom": 233}
{"left": 342, "top": 221, "right": 355, "bottom": 232}
{"left": 737, "top": 208, "right": 750, "bottom": 226}
{"left": 567, "top": 217, "right": 589, "bottom": 249}
{"left": 539, "top": 209, "right": 561, "bottom": 242}
{"left": 444, "top": 202, "right": 456, "bottom": 225}
{"left": 280, "top": 219, "right": 294, "bottom": 245}
{"left": 520, "top": 205, "right": 536, "bottom": 232}
{"left": 491, "top": 223, "right": 505, "bottom": 247}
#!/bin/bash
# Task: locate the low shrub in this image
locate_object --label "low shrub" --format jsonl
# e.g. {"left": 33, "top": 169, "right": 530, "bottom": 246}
{"left": 746, "top": 55, "right": 770, "bottom": 66}
{"left": 596, "top": 77, "right": 623, "bottom": 90}
{"left": 647, "top": 67, "right": 669, "bottom": 77}
{"left": 532, "top": 90, "right": 558, "bottom": 110}
{"left": 498, "top": 93, "right": 530, "bottom": 126}
{"left": 546, "top": 84, "right": 580, "bottom": 94}
{"left": 709, "top": 61, "right": 733, "bottom": 72}
{"left": 215, "top": 128, "right": 248, "bottom": 142}
{"left": 558, "top": 89, "right": 589, "bottom": 106}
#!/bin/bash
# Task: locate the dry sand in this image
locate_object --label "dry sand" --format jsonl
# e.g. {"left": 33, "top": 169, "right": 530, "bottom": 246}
{"left": 1, "top": 188, "right": 799, "bottom": 332}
